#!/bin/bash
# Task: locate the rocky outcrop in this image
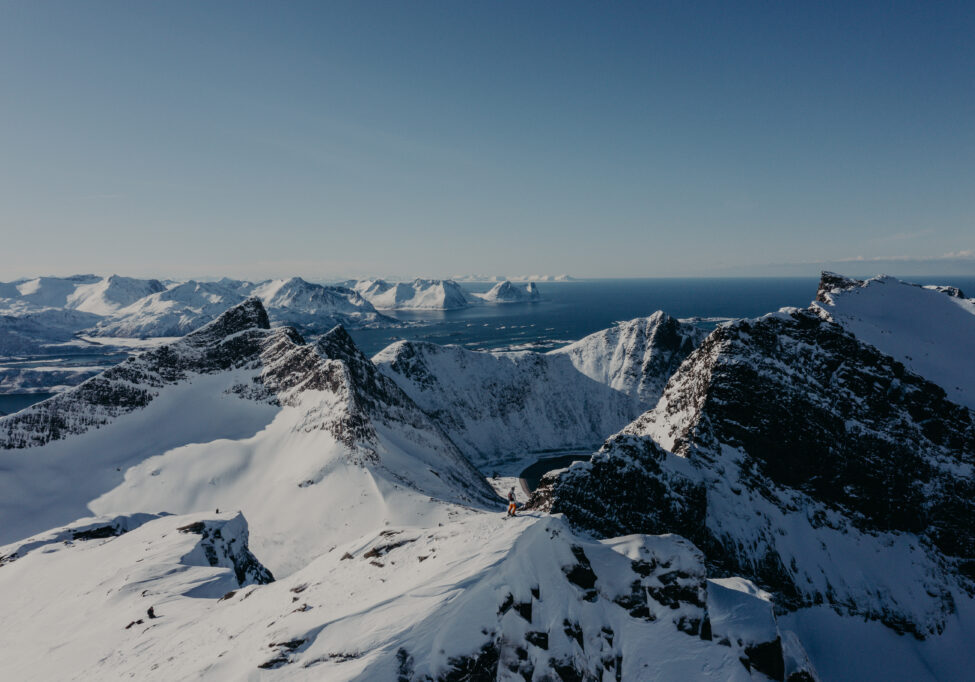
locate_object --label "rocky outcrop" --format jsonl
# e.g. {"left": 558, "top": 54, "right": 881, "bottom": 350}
{"left": 177, "top": 513, "right": 274, "bottom": 586}
{"left": 814, "top": 271, "right": 865, "bottom": 304}
{"left": 534, "top": 307, "right": 975, "bottom": 636}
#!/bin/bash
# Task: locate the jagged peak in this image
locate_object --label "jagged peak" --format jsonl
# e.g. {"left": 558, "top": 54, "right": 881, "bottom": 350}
{"left": 815, "top": 271, "right": 865, "bottom": 303}
{"left": 185, "top": 297, "right": 271, "bottom": 340}
{"left": 316, "top": 324, "right": 363, "bottom": 362}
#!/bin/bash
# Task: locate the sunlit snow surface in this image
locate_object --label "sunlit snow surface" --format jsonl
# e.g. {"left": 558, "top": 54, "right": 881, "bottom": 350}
{"left": 816, "top": 274, "right": 975, "bottom": 409}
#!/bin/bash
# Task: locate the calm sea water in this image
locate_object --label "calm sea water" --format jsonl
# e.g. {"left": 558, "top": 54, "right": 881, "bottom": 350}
{"left": 0, "top": 392, "right": 54, "bottom": 415}
{"left": 348, "top": 277, "right": 975, "bottom": 356}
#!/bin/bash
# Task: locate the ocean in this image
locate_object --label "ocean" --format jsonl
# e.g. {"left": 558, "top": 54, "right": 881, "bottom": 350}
{"left": 348, "top": 276, "right": 975, "bottom": 357}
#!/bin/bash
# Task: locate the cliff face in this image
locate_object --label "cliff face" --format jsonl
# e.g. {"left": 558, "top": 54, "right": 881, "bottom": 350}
{"left": 374, "top": 339, "right": 638, "bottom": 468}
{"left": 550, "top": 311, "right": 707, "bottom": 411}
{"left": 532, "top": 306, "right": 975, "bottom": 637}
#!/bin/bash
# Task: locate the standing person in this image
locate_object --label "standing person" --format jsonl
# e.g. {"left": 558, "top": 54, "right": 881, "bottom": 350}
{"left": 507, "top": 487, "right": 517, "bottom": 517}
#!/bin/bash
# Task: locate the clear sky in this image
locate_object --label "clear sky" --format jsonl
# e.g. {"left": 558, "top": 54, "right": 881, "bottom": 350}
{"left": 1, "top": 1, "right": 973, "bottom": 280}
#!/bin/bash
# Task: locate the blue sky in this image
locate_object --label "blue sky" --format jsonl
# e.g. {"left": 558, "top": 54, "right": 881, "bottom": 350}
{"left": 1, "top": 1, "right": 973, "bottom": 279}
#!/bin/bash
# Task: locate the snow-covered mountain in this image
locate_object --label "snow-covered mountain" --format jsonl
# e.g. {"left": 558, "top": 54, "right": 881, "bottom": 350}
{"left": 814, "top": 271, "right": 975, "bottom": 409}
{"left": 0, "top": 276, "right": 398, "bottom": 343}
{"left": 531, "top": 305, "right": 975, "bottom": 648}
{"left": 87, "top": 280, "right": 248, "bottom": 337}
{"left": 374, "top": 340, "right": 637, "bottom": 469}
{"left": 550, "top": 312, "right": 707, "bottom": 411}
{"left": 474, "top": 280, "right": 542, "bottom": 303}
{"left": 348, "top": 278, "right": 472, "bottom": 310}
{"left": 0, "top": 299, "right": 494, "bottom": 574}
{"left": 1, "top": 300, "right": 802, "bottom": 680}
{"left": 65, "top": 274, "right": 167, "bottom": 315}
{"left": 0, "top": 507, "right": 817, "bottom": 680}
{"left": 251, "top": 276, "right": 391, "bottom": 333}
{"left": 0, "top": 308, "right": 104, "bottom": 355}
{"left": 0, "top": 274, "right": 100, "bottom": 313}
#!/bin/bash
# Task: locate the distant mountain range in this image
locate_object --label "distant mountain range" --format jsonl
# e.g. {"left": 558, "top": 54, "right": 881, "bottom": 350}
{"left": 0, "top": 275, "right": 548, "bottom": 358}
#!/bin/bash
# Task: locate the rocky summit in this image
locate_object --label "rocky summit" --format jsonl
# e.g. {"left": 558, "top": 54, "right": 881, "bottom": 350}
{"left": 532, "top": 301, "right": 975, "bottom": 639}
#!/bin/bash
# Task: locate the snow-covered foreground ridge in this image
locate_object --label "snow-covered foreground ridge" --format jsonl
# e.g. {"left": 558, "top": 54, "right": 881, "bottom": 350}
{"left": 1, "top": 273, "right": 974, "bottom": 680}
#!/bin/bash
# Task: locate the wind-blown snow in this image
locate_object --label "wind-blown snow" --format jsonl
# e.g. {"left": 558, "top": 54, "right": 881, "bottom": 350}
{"left": 814, "top": 272, "right": 975, "bottom": 409}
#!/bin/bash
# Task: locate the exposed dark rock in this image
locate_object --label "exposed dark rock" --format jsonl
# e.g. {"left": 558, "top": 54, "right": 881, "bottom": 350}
{"left": 744, "top": 638, "right": 785, "bottom": 681}
{"left": 177, "top": 516, "right": 274, "bottom": 586}
{"left": 563, "top": 620, "right": 584, "bottom": 649}
{"left": 539, "top": 305, "right": 975, "bottom": 636}
{"left": 562, "top": 545, "right": 598, "bottom": 602}
{"left": 72, "top": 525, "right": 122, "bottom": 541}
{"left": 513, "top": 601, "right": 532, "bottom": 623}
{"left": 439, "top": 640, "right": 499, "bottom": 681}
{"left": 524, "top": 631, "right": 548, "bottom": 650}
{"left": 363, "top": 538, "right": 415, "bottom": 559}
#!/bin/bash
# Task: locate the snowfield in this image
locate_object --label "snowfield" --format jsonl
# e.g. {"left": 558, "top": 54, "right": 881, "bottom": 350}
{"left": 814, "top": 272, "right": 975, "bottom": 409}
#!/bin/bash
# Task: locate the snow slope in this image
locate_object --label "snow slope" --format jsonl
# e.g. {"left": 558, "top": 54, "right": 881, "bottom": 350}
{"left": 65, "top": 274, "right": 166, "bottom": 315}
{"left": 251, "top": 276, "right": 390, "bottom": 333}
{"left": 349, "top": 278, "right": 472, "bottom": 310}
{"left": 373, "top": 340, "right": 637, "bottom": 469}
{"left": 0, "top": 274, "right": 100, "bottom": 313}
{"left": 814, "top": 272, "right": 975, "bottom": 409}
{"left": 0, "top": 299, "right": 494, "bottom": 575}
{"left": 88, "top": 280, "right": 248, "bottom": 337}
{"left": 0, "top": 508, "right": 815, "bottom": 681}
{"left": 550, "top": 312, "right": 707, "bottom": 411}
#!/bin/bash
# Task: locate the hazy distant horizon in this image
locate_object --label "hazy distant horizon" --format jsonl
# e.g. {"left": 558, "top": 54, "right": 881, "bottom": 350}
{"left": 3, "top": 266, "right": 975, "bottom": 287}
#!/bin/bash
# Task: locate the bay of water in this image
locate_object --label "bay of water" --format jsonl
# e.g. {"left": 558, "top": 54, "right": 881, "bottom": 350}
{"left": 348, "top": 277, "right": 819, "bottom": 356}
{"left": 349, "top": 277, "right": 975, "bottom": 356}
{"left": 0, "top": 392, "right": 55, "bottom": 416}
